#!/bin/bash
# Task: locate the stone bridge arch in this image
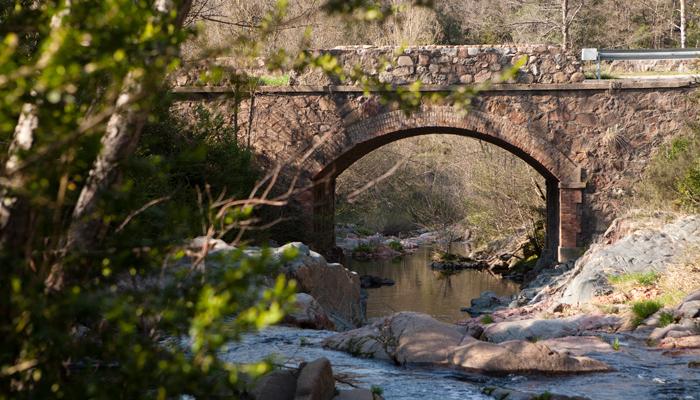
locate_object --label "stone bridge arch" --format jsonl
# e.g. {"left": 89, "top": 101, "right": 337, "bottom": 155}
{"left": 306, "top": 107, "right": 586, "bottom": 263}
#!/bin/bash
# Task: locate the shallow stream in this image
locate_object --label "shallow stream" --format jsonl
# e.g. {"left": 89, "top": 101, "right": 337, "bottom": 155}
{"left": 222, "top": 247, "right": 700, "bottom": 399}
{"left": 345, "top": 246, "right": 519, "bottom": 322}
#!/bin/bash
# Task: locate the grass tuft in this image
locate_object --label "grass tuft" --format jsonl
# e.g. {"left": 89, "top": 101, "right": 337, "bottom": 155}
{"left": 480, "top": 314, "right": 494, "bottom": 324}
{"left": 657, "top": 311, "right": 676, "bottom": 328}
{"left": 257, "top": 75, "right": 290, "bottom": 86}
{"left": 608, "top": 271, "right": 659, "bottom": 286}
{"left": 631, "top": 299, "right": 663, "bottom": 326}
{"left": 370, "top": 385, "right": 384, "bottom": 396}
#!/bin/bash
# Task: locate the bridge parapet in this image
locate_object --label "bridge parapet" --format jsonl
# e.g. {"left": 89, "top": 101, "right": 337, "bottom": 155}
{"left": 172, "top": 45, "right": 585, "bottom": 88}
{"left": 295, "top": 45, "right": 584, "bottom": 86}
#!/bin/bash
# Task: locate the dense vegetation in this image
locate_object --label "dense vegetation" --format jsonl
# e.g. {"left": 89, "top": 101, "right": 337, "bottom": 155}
{"left": 1, "top": 0, "right": 699, "bottom": 398}
{"left": 336, "top": 135, "right": 545, "bottom": 246}
{"left": 187, "top": 0, "right": 700, "bottom": 57}
{"left": 641, "top": 128, "right": 700, "bottom": 211}
{"left": 0, "top": 1, "right": 454, "bottom": 398}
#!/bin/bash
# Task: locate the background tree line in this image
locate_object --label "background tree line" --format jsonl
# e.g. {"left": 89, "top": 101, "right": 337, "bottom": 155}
{"left": 185, "top": 0, "right": 699, "bottom": 59}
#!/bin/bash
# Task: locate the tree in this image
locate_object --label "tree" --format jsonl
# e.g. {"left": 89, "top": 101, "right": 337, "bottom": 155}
{"left": 1, "top": 0, "right": 480, "bottom": 398}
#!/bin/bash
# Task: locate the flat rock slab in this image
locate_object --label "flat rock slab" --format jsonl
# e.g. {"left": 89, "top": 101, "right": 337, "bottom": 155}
{"left": 482, "top": 315, "right": 621, "bottom": 343}
{"left": 559, "top": 215, "right": 700, "bottom": 305}
{"left": 449, "top": 340, "right": 611, "bottom": 374}
{"left": 659, "top": 335, "right": 700, "bottom": 349}
{"left": 482, "top": 318, "right": 579, "bottom": 343}
{"left": 538, "top": 336, "right": 615, "bottom": 356}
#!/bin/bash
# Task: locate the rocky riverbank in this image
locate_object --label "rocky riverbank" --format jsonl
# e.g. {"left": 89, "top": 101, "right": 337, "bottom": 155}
{"left": 207, "top": 212, "right": 700, "bottom": 399}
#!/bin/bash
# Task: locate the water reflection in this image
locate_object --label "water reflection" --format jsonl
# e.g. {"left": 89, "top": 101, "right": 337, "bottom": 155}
{"left": 345, "top": 247, "right": 520, "bottom": 322}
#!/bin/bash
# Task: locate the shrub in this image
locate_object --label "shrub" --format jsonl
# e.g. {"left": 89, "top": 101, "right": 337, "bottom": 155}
{"left": 657, "top": 312, "right": 676, "bottom": 328}
{"left": 388, "top": 240, "right": 404, "bottom": 252}
{"left": 371, "top": 385, "right": 384, "bottom": 396}
{"left": 641, "top": 131, "right": 700, "bottom": 211}
{"left": 631, "top": 299, "right": 663, "bottom": 326}
{"left": 121, "top": 103, "right": 259, "bottom": 243}
{"left": 352, "top": 243, "right": 376, "bottom": 257}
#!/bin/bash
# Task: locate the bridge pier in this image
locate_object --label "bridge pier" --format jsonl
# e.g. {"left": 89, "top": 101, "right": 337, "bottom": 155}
{"left": 558, "top": 186, "right": 584, "bottom": 262}
{"left": 311, "top": 177, "right": 336, "bottom": 257}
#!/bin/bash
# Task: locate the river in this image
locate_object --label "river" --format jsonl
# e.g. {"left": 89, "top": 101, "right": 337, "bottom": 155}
{"left": 219, "top": 247, "right": 700, "bottom": 399}
{"left": 344, "top": 246, "right": 520, "bottom": 322}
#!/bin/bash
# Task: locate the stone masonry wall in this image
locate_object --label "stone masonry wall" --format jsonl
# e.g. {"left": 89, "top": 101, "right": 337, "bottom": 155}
{"left": 171, "top": 45, "right": 585, "bottom": 88}
{"left": 295, "top": 45, "right": 585, "bottom": 86}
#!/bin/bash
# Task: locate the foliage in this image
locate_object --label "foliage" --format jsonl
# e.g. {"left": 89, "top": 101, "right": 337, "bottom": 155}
{"left": 480, "top": 314, "right": 494, "bottom": 324}
{"left": 657, "top": 311, "right": 676, "bottom": 328}
{"left": 370, "top": 384, "right": 384, "bottom": 396}
{"left": 388, "top": 240, "right": 404, "bottom": 252}
{"left": 630, "top": 300, "right": 663, "bottom": 326}
{"left": 257, "top": 74, "right": 290, "bottom": 86}
{"left": 640, "top": 130, "right": 700, "bottom": 212}
{"left": 532, "top": 391, "right": 553, "bottom": 400}
{"left": 612, "top": 337, "right": 620, "bottom": 351}
{"left": 513, "top": 254, "right": 539, "bottom": 271}
{"left": 336, "top": 135, "right": 546, "bottom": 247}
{"left": 125, "top": 102, "right": 258, "bottom": 242}
{"left": 352, "top": 243, "right": 376, "bottom": 258}
{"left": 3, "top": 0, "right": 462, "bottom": 397}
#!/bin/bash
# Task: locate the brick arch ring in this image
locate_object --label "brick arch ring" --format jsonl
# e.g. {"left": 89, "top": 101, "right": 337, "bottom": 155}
{"left": 306, "top": 107, "right": 586, "bottom": 263}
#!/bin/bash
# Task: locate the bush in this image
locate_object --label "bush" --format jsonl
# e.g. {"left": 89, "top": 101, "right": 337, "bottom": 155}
{"left": 388, "top": 240, "right": 404, "bottom": 252}
{"left": 631, "top": 299, "right": 663, "bottom": 326}
{"left": 641, "top": 131, "right": 700, "bottom": 211}
{"left": 352, "top": 243, "right": 376, "bottom": 258}
{"left": 118, "top": 102, "right": 259, "bottom": 243}
{"left": 657, "top": 312, "right": 676, "bottom": 328}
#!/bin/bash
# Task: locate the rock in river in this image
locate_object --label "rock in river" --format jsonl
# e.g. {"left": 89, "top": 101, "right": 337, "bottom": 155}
{"left": 449, "top": 340, "right": 612, "bottom": 374}
{"left": 323, "top": 312, "right": 612, "bottom": 374}
{"left": 322, "top": 312, "right": 465, "bottom": 364}
{"left": 278, "top": 243, "right": 365, "bottom": 331}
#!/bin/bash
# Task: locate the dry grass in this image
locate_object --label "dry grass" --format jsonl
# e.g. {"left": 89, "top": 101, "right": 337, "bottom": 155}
{"left": 658, "top": 245, "right": 700, "bottom": 305}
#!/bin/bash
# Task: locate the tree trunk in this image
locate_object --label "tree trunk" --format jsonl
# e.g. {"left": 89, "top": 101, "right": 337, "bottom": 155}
{"left": 66, "top": 0, "right": 193, "bottom": 251}
{"left": 0, "top": 104, "right": 38, "bottom": 249}
{"left": 681, "top": 0, "right": 687, "bottom": 48}
{"left": 561, "top": 0, "right": 569, "bottom": 50}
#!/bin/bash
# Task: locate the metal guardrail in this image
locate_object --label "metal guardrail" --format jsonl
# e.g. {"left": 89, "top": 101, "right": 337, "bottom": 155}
{"left": 581, "top": 48, "right": 700, "bottom": 79}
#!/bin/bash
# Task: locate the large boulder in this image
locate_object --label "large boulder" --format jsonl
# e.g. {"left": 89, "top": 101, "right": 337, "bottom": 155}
{"left": 323, "top": 312, "right": 465, "bottom": 364}
{"left": 295, "top": 358, "right": 336, "bottom": 400}
{"left": 277, "top": 243, "right": 365, "bottom": 330}
{"left": 558, "top": 215, "right": 700, "bottom": 305}
{"left": 449, "top": 340, "right": 611, "bottom": 374}
{"left": 284, "top": 293, "right": 335, "bottom": 330}
{"left": 251, "top": 370, "right": 298, "bottom": 400}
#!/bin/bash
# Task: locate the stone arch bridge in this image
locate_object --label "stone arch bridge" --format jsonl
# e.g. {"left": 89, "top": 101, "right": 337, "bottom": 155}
{"left": 172, "top": 45, "right": 697, "bottom": 263}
